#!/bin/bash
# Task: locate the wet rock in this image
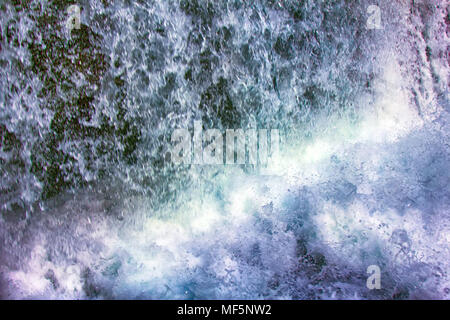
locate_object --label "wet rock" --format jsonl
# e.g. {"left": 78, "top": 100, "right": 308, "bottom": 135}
{"left": 44, "top": 269, "right": 59, "bottom": 290}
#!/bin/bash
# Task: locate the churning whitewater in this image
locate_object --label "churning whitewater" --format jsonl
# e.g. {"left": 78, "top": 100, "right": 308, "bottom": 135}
{"left": 0, "top": 0, "right": 449, "bottom": 299}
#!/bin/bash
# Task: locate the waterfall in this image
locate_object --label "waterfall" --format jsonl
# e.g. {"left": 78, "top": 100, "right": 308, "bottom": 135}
{"left": 0, "top": 0, "right": 448, "bottom": 299}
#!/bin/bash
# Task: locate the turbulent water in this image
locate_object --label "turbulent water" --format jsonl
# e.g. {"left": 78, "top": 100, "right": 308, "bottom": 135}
{"left": 0, "top": 0, "right": 449, "bottom": 299}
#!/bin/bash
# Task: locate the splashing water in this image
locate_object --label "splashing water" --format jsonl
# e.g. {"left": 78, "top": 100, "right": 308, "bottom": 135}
{"left": 0, "top": 0, "right": 449, "bottom": 299}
